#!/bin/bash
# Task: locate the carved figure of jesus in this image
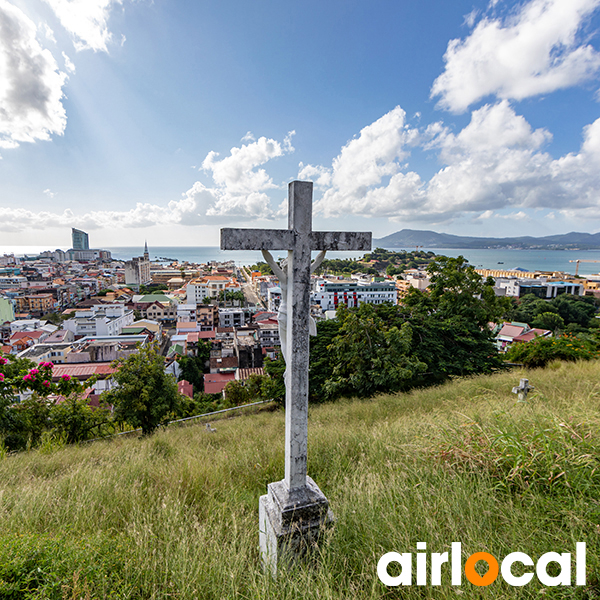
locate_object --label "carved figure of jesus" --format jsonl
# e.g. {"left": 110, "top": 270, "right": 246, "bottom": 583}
{"left": 261, "top": 249, "right": 326, "bottom": 362}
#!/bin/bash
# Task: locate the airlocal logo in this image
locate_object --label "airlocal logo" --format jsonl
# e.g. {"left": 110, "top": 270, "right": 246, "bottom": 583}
{"left": 377, "top": 543, "right": 586, "bottom": 587}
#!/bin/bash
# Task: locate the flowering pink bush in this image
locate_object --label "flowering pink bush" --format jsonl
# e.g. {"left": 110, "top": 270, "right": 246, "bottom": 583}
{"left": 0, "top": 353, "right": 85, "bottom": 400}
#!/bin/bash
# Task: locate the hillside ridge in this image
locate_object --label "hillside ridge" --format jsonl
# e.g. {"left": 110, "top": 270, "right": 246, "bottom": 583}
{"left": 374, "top": 228, "right": 600, "bottom": 249}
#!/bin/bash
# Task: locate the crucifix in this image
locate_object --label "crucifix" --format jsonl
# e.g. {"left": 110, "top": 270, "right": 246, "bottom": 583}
{"left": 221, "top": 180, "right": 371, "bottom": 571}
{"left": 512, "top": 378, "right": 534, "bottom": 402}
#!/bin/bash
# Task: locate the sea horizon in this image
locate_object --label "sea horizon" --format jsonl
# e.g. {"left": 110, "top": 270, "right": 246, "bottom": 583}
{"left": 3, "top": 245, "right": 600, "bottom": 277}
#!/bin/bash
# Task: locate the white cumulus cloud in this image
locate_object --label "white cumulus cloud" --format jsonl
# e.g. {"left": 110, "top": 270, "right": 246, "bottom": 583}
{"left": 304, "top": 102, "right": 600, "bottom": 225}
{"left": 200, "top": 133, "right": 295, "bottom": 218}
{"left": 0, "top": 0, "right": 67, "bottom": 149}
{"left": 431, "top": 0, "right": 600, "bottom": 112}
{"left": 0, "top": 131, "right": 297, "bottom": 232}
{"left": 310, "top": 106, "right": 421, "bottom": 218}
{"left": 43, "top": 0, "right": 123, "bottom": 52}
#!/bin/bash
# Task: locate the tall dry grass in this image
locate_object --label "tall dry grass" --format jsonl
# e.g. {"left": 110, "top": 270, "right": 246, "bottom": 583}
{"left": 0, "top": 360, "right": 599, "bottom": 598}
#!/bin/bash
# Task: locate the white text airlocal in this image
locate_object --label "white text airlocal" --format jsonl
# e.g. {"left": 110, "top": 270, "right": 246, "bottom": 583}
{"left": 377, "top": 542, "right": 586, "bottom": 587}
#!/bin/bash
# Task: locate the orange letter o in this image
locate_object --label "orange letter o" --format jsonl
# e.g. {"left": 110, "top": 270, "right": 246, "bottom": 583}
{"left": 465, "top": 552, "right": 499, "bottom": 587}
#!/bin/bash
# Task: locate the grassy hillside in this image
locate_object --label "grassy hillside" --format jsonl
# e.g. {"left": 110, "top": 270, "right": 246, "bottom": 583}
{"left": 1, "top": 361, "right": 600, "bottom": 599}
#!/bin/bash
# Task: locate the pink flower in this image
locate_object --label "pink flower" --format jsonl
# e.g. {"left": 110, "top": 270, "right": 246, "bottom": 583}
{"left": 42, "top": 380, "right": 50, "bottom": 388}
{"left": 0, "top": 357, "right": 7, "bottom": 365}
{"left": 29, "top": 369, "right": 39, "bottom": 376}
{"left": 0, "top": 373, "right": 4, "bottom": 382}
{"left": 61, "top": 374, "right": 71, "bottom": 381}
{"left": 23, "top": 374, "right": 32, "bottom": 381}
{"left": 41, "top": 362, "right": 54, "bottom": 369}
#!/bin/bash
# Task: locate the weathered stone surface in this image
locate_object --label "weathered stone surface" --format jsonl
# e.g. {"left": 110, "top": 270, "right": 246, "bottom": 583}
{"left": 309, "top": 230, "right": 372, "bottom": 251}
{"left": 221, "top": 228, "right": 294, "bottom": 250}
{"left": 221, "top": 229, "right": 372, "bottom": 252}
{"left": 259, "top": 477, "right": 334, "bottom": 575}
{"left": 220, "top": 180, "right": 371, "bottom": 572}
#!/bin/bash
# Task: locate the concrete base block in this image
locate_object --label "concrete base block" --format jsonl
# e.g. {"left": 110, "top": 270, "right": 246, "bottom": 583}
{"left": 259, "top": 477, "right": 334, "bottom": 575}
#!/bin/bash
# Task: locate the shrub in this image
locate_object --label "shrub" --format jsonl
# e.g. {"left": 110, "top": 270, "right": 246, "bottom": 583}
{"left": 505, "top": 334, "right": 600, "bottom": 368}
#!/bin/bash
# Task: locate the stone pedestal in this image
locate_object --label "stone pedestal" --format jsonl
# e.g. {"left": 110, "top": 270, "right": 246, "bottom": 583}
{"left": 259, "top": 477, "right": 334, "bottom": 574}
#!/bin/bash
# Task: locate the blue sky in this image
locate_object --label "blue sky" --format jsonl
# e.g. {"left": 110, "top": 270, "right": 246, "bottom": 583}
{"left": 1, "top": 0, "right": 600, "bottom": 249}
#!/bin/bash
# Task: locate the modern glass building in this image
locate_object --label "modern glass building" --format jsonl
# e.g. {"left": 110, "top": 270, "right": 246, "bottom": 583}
{"left": 71, "top": 228, "right": 89, "bottom": 250}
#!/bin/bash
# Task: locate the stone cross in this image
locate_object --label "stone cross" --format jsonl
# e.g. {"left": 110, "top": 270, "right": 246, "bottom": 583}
{"left": 512, "top": 378, "right": 534, "bottom": 402}
{"left": 221, "top": 180, "right": 371, "bottom": 571}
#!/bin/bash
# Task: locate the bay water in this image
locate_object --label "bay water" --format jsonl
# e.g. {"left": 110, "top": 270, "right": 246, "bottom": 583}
{"left": 3, "top": 245, "right": 600, "bottom": 277}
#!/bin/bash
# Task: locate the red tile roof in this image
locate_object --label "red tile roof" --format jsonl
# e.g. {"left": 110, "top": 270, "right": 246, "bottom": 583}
{"left": 51, "top": 362, "right": 116, "bottom": 380}
{"left": 178, "top": 380, "right": 194, "bottom": 398}
{"left": 10, "top": 331, "right": 45, "bottom": 341}
{"left": 513, "top": 329, "right": 551, "bottom": 343}
{"left": 237, "top": 367, "right": 265, "bottom": 380}
{"left": 197, "top": 330, "right": 216, "bottom": 339}
{"left": 497, "top": 324, "right": 527, "bottom": 339}
{"left": 204, "top": 372, "right": 235, "bottom": 394}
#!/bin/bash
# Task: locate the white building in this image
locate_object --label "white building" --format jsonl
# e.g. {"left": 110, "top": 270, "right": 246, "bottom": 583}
{"left": 63, "top": 304, "right": 134, "bottom": 338}
{"left": 218, "top": 308, "right": 247, "bottom": 328}
{"left": 124, "top": 257, "right": 151, "bottom": 290}
{"left": 267, "top": 286, "right": 282, "bottom": 312}
{"left": 186, "top": 279, "right": 209, "bottom": 304}
{"left": 186, "top": 276, "right": 241, "bottom": 302}
{"left": 177, "top": 304, "right": 197, "bottom": 322}
{"left": 0, "top": 276, "right": 28, "bottom": 289}
{"left": 10, "top": 319, "right": 45, "bottom": 334}
{"left": 256, "top": 319, "right": 280, "bottom": 348}
{"left": 494, "top": 278, "right": 585, "bottom": 299}
{"left": 311, "top": 280, "right": 397, "bottom": 311}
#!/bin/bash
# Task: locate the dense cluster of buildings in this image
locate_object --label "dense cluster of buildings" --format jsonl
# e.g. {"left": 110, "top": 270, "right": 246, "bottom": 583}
{"left": 3, "top": 228, "right": 600, "bottom": 401}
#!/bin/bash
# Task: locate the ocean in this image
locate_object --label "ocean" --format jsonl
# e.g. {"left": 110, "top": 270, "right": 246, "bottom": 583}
{"left": 107, "top": 246, "right": 600, "bottom": 276}
{"left": 3, "top": 245, "right": 600, "bottom": 277}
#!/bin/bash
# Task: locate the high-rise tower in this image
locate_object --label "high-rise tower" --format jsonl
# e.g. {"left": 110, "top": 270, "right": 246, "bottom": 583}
{"left": 71, "top": 228, "right": 89, "bottom": 250}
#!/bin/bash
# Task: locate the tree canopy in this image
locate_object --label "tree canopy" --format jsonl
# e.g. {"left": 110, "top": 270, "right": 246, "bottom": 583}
{"left": 103, "top": 343, "right": 180, "bottom": 435}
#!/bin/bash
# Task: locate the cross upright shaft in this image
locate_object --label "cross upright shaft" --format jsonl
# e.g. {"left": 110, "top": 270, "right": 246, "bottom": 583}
{"left": 221, "top": 180, "right": 371, "bottom": 492}
{"left": 285, "top": 181, "right": 313, "bottom": 490}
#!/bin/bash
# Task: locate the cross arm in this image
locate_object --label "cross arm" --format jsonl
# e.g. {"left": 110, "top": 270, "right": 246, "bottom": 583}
{"left": 309, "top": 231, "right": 372, "bottom": 251}
{"left": 221, "top": 228, "right": 295, "bottom": 250}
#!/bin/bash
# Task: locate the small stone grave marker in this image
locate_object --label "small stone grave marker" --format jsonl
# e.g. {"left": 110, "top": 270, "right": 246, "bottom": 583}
{"left": 512, "top": 378, "right": 534, "bottom": 402}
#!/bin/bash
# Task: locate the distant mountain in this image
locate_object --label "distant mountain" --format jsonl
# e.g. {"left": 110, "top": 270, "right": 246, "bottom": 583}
{"left": 373, "top": 229, "right": 600, "bottom": 250}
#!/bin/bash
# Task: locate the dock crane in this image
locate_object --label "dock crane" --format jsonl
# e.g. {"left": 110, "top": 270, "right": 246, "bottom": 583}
{"left": 568, "top": 259, "right": 600, "bottom": 276}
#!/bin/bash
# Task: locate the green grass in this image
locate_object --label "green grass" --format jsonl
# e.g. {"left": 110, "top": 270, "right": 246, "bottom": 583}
{"left": 1, "top": 360, "right": 600, "bottom": 598}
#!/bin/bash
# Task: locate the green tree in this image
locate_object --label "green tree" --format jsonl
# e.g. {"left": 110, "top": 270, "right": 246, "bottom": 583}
{"left": 506, "top": 334, "right": 600, "bottom": 368}
{"left": 399, "top": 256, "right": 506, "bottom": 382}
{"left": 102, "top": 344, "right": 181, "bottom": 435}
{"left": 50, "top": 396, "right": 112, "bottom": 444}
{"left": 244, "top": 373, "right": 271, "bottom": 401}
{"left": 0, "top": 355, "right": 93, "bottom": 451}
{"left": 223, "top": 380, "right": 250, "bottom": 406}
{"left": 262, "top": 355, "right": 285, "bottom": 405}
{"left": 309, "top": 319, "right": 341, "bottom": 402}
{"left": 218, "top": 290, "right": 245, "bottom": 304}
{"left": 425, "top": 256, "right": 506, "bottom": 326}
{"left": 177, "top": 355, "right": 205, "bottom": 391}
{"left": 248, "top": 261, "right": 273, "bottom": 275}
{"left": 324, "top": 303, "right": 426, "bottom": 400}
{"left": 531, "top": 311, "right": 565, "bottom": 332}
{"left": 550, "top": 295, "right": 596, "bottom": 328}
{"left": 41, "top": 312, "right": 65, "bottom": 325}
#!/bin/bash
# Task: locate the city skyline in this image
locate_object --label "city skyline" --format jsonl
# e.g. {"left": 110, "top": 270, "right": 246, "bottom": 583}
{"left": 2, "top": 0, "right": 600, "bottom": 248}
